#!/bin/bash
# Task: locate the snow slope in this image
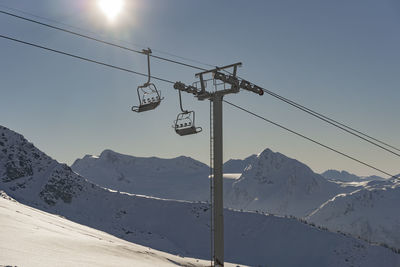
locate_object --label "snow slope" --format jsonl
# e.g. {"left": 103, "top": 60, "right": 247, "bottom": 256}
{"left": 0, "top": 191, "right": 214, "bottom": 267}
{"left": 72, "top": 150, "right": 210, "bottom": 201}
{"left": 322, "top": 169, "right": 386, "bottom": 182}
{"left": 225, "top": 148, "right": 357, "bottom": 217}
{"left": 1, "top": 125, "right": 400, "bottom": 266}
{"left": 307, "top": 179, "right": 400, "bottom": 250}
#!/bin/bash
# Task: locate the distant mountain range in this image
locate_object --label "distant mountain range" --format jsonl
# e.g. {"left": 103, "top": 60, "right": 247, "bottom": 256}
{"left": 1, "top": 125, "right": 399, "bottom": 266}
{"left": 72, "top": 150, "right": 210, "bottom": 201}
{"left": 321, "top": 169, "right": 386, "bottom": 182}
{"left": 72, "top": 148, "right": 359, "bottom": 218}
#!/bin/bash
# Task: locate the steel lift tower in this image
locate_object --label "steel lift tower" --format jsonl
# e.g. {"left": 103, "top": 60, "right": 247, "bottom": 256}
{"left": 173, "top": 63, "right": 263, "bottom": 266}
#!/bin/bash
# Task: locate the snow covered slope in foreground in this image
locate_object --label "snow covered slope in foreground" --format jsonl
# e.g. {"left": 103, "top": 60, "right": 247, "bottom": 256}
{"left": 72, "top": 150, "right": 210, "bottom": 201}
{"left": 0, "top": 192, "right": 215, "bottom": 267}
{"left": 307, "top": 179, "right": 400, "bottom": 250}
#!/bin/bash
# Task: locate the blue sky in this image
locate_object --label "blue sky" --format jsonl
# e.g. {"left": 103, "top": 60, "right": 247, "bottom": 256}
{"left": 0, "top": 0, "right": 399, "bottom": 176}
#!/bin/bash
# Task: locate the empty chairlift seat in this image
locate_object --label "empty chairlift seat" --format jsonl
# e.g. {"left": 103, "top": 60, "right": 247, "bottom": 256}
{"left": 173, "top": 111, "right": 202, "bottom": 136}
{"left": 132, "top": 83, "right": 163, "bottom": 112}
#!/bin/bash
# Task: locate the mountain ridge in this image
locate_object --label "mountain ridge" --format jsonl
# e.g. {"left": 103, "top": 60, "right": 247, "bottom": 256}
{"left": 72, "top": 148, "right": 210, "bottom": 201}
{"left": 321, "top": 169, "right": 386, "bottom": 182}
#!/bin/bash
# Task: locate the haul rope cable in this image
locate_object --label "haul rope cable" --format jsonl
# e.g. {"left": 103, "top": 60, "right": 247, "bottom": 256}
{"left": 0, "top": 34, "right": 174, "bottom": 85}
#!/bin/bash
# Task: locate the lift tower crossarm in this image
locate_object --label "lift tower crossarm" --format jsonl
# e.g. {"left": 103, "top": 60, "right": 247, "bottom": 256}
{"left": 194, "top": 62, "right": 242, "bottom": 77}
{"left": 195, "top": 62, "right": 242, "bottom": 97}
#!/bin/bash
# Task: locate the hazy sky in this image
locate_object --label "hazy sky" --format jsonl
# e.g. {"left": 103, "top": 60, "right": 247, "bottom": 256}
{"left": 0, "top": 0, "right": 399, "bottom": 176}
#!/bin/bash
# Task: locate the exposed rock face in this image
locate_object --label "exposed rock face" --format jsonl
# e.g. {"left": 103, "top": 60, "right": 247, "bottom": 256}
{"left": 1, "top": 128, "right": 36, "bottom": 182}
{"left": 39, "top": 164, "right": 84, "bottom": 205}
{"left": 0, "top": 125, "right": 86, "bottom": 206}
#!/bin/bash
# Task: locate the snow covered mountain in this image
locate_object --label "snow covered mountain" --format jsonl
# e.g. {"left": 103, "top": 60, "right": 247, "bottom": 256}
{"left": 225, "top": 149, "right": 357, "bottom": 217}
{"left": 321, "top": 169, "right": 386, "bottom": 182}
{"left": 73, "top": 148, "right": 359, "bottom": 218}
{"left": 223, "top": 154, "right": 257, "bottom": 173}
{"left": 1, "top": 125, "right": 399, "bottom": 266}
{"left": 72, "top": 150, "right": 210, "bottom": 201}
{"left": 307, "top": 179, "right": 400, "bottom": 250}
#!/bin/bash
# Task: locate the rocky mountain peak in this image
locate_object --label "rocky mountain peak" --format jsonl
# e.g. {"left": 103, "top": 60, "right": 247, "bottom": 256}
{"left": 0, "top": 125, "right": 86, "bottom": 207}
{"left": 0, "top": 126, "right": 53, "bottom": 183}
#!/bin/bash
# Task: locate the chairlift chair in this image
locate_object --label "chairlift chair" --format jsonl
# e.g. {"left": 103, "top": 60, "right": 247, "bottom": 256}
{"left": 172, "top": 89, "right": 202, "bottom": 136}
{"left": 132, "top": 83, "right": 162, "bottom": 112}
{"left": 173, "top": 111, "right": 202, "bottom": 136}
{"left": 132, "top": 48, "right": 164, "bottom": 113}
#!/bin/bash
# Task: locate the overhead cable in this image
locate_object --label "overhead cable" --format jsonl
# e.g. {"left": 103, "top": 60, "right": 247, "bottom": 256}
{"left": 0, "top": 9, "right": 207, "bottom": 71}
{"left": 0, "top": 4, "right": 216, "bottom": 69}
{"left": 0, "top": 34, "right": 174, "bottom": 84}
{"left": 223, "top": 99, "right": 397, "bottom": 179}
{"left": 258, "top": 87, "right": 400, "bottom": 156}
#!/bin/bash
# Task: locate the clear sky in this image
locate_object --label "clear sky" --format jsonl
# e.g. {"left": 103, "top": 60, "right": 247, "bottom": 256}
{"left": 0, "top": 0, "right": 399, "bottom": 176}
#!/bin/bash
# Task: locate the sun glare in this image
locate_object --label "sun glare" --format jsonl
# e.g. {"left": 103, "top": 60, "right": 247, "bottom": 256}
{"left": 98, "top": 0, "right": 124, "bottom": 21}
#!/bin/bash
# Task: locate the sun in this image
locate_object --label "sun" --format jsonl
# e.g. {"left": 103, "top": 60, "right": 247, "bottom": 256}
{"left": 98, "top": 0, "right": 124, "bottom": 21}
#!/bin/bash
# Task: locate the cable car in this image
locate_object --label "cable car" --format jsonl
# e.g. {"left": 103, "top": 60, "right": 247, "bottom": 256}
{"left": 172, "top": 89, "right": 202, "bottom": 136}
{"left": 132, "top": 48, "right": 164, "bottom": 113}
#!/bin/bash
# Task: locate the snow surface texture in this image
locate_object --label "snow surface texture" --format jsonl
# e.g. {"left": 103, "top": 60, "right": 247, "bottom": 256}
{"left": 0, "top": 192, "right": 216, "bottom": 267}
{"left": 1, "top": 125, "right": 400, "bottom": 266}
{"left": 321, "top": 169, "right": 386, "bottom": 182}
{"left": 225, "top": 149, "right": 357, "bottom": 217}
{"left": 307, "top": 179, "right": 400, "bottom": 250}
